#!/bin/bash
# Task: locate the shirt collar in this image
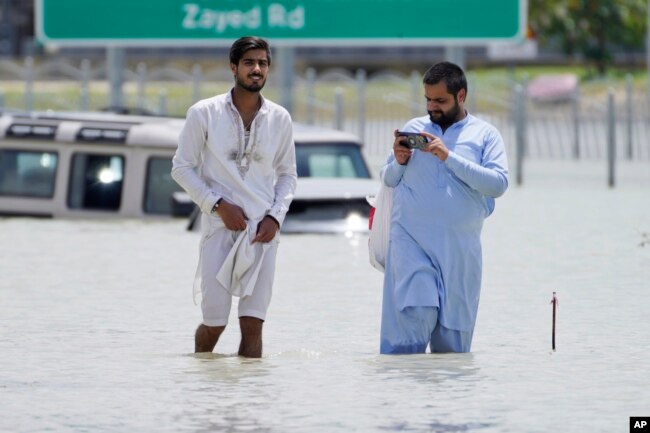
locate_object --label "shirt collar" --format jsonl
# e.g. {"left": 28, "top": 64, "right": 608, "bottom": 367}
{"left": 431, "top": 110, "right": 471, "bottom": 133}
{"left": 454, "top": 111, "right": 471, "bottom": 128}
{"left": 226, "top": 89, "right": 268, "bottom": 115}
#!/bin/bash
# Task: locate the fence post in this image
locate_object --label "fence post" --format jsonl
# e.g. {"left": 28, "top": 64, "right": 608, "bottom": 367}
{"left": 356, "top": 69, "right": 366, "bottom": 142}
{"left": 79, "top": 59, "right": 91, "bottom": 111}
{"left": 572, "top": 84, "right": 581, "bottom": 159}
{"left": 24, "top": 56, "right": 34, "bottom": 111}
{"left": 192, "top": 64, "right": 202, "bottom": 103}
{"left": 625, "top": 73, "right": 633, "bottom": 160}
{"left": 107, "top": 46, "right": 125, "bottom": 108}
{"left": 467, "top": 70, "right": 476, "bottom": 113}
{"left": 158, "top": 89, "right": 168, "bottom": 116}
{"left": 607, "top": 88, "right": 616, "bottom": 188}
{"left": 277, "top": 46, "right": 295, "bottom": 114}
{"left": 305, "top": 67, "right": 316, "bottom": 125}
{"left": 514, "top": 83, "right": 526, "bottom": 186}
{"left": 334, "top": 87, "right": 344, "bottom": 131}
{"left": 136, "top": 63, "right": 147, "bottom": 110}
{"left": 410, "top": 70, "right": 420, "bottom": 118}
{"left": 519, "top": 74, "right": 529, "bottom": 157}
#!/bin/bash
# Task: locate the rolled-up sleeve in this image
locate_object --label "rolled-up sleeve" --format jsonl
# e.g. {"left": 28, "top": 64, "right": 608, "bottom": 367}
{"left": 381, "top": 154, "right": 408, "bottom": 187}
{"left": 171, "top": 106, "right": 222, "bottom": 214}
{"left": 444, "top": 129, "right": 509, "bottom": 198}
{"left": 266, "top": 114, "right": 297, "bottom": 226}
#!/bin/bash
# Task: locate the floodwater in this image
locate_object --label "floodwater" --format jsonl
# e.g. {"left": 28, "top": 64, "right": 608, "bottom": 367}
{"left": 1, "top": 160, "right": 649, "bottom": 433}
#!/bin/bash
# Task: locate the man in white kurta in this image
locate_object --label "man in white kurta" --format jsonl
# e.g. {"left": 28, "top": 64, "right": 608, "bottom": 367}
{"left": 171, "top": 37, "right": 297, "bottom": 357}
{"left": 380, "top": 62, "right": 508, "bottom": 354}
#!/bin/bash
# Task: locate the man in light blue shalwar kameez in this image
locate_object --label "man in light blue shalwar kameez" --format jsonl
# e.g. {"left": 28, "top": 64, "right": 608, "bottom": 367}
{"left": 380, "top": 62, "right": 508, "bottom": 354}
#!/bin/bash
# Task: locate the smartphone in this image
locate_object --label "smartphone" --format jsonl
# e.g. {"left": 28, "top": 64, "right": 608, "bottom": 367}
{"left": 397, "top": 131, "right": 428, "bottom": 150}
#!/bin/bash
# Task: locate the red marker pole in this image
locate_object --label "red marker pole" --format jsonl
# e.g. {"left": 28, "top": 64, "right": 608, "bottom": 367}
{"left": 550, "top": 292, "right": 558, "bottom": 351}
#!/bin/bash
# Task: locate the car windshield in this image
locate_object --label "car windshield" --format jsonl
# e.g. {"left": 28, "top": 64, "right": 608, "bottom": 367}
{"left": 295, "top": 142, "right": 371, "bottom": 179}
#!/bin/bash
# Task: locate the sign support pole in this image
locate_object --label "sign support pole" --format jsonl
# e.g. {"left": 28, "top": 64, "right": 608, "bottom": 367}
{"left": 107, "top": 46, "right": 125, "bottom": 109}
{"left": 445, "top": 46, "right": 466, "bottom": 71}
{"left": 277, "top": 46, "right": 295, "bottom": 115}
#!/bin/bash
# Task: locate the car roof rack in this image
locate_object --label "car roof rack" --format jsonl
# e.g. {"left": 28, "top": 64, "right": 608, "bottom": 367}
{"left": 5, "top": 120, "right": 58, "bottom": 140}
{"left": 76, "top": 126, "right": 129, "bottom": 143}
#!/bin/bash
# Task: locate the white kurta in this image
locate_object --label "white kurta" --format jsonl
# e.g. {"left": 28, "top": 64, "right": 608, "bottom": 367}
{"left": 172, "top": 91, "right": 297, "bottom": 225}
{"left": 172, "top": 91, "right": 297, "bottom": 312}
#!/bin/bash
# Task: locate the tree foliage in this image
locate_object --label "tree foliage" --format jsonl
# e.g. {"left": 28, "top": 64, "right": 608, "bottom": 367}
{"left": 528, "top": 0, "right": 647, "bottom": 74}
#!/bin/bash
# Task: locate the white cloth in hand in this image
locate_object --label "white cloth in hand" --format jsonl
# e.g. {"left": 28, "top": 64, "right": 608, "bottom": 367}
{"left": 216, "top": 220, "right": 270, "bottom": 297}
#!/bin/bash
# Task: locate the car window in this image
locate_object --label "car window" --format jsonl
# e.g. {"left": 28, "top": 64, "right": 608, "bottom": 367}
{"left": 67, "top": 153, "right": 124, "bottom": 211}
{"left": 0, "top": 149, "right": 58, "bottom": 198}
{"left": 295, "top": 142, "right": 371, "bottom": 179}
{"left": 144, "top": 156, "right": 184, "bottom": 214}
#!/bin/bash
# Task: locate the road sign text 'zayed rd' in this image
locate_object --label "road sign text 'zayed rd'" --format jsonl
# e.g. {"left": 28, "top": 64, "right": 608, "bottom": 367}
{"left": 37, "top": 0, "right": 526, "bottom": 45}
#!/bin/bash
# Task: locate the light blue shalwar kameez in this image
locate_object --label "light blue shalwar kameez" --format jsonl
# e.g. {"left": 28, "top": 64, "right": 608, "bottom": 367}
{"left": 380, "top": 113, "right": 508, "bottom": 354}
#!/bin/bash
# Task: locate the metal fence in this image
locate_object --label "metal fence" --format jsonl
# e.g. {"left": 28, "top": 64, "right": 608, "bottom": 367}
{"left": 1, "top": 58, "right": 649, "bottom": 167}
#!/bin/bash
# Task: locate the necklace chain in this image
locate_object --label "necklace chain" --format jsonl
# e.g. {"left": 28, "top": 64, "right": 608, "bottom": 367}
{"left": 244, "top": 115, "right": 256, "bottom": 131}
{"left": 227, "top": 100, "right": 261, "bottom": 180}
{"left": 243, "top": 98, "right": 262, "bottom": 131}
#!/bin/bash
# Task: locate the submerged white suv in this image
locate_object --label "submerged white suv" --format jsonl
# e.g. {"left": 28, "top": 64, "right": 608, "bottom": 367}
{"left": 0, "top": 111, "right": 377, "bottom": 233}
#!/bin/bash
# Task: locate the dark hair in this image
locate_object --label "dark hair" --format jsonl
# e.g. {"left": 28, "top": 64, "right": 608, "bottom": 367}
{"left": 229, "top": 36, "right": 272, "bottom": 66}
{"left": 422, "top": 61, "right": 467, "bottom": 97}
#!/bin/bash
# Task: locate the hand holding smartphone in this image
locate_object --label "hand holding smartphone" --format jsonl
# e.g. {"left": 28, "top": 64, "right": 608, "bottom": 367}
{"left": 397, "top": 131, "right": 429, "bottom": 150}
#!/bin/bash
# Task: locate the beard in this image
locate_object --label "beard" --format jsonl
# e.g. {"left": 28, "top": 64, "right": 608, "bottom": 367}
{"left": 428, "top": 98, "right": 461, "bottom": 129}
{"left": 235, "top": 74, "right": 266, "bottom": 93}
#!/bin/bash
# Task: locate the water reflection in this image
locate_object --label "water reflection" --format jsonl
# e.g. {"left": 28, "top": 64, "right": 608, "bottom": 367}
{"left": 178, "top": 354, "right": 275, "bottom": 433}
{"left": 363, "top": 354, "right": 501, "bottom": 432}
{"left": 367, "top": 353, "right": 480, "bottom": 383}
{"left": 188, "top": 353, "right": 271, "bottom": 380}
{"left": 379, "top": 420, "right": 496, "bottom": 432}
{"left": 179, "top": 406, "right": 273, "bottom": 433}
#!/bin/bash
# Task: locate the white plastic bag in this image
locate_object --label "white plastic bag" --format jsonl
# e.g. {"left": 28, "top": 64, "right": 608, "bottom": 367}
{"left": 367, "top": 182, "right": 393, "bottom": 273}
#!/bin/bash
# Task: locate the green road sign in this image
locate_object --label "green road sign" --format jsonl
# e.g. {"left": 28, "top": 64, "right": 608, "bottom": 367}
{"left": 37, "top": 0, "right": 526, "bottom": 46}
